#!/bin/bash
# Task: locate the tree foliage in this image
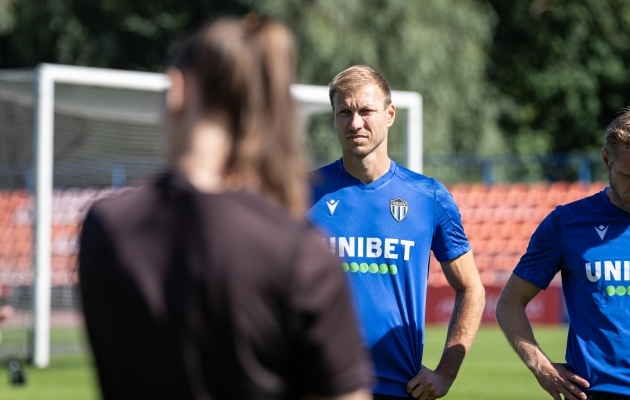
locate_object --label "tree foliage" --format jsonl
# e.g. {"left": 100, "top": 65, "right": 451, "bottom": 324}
{"left": 248, "top": 0, "right": 502, "bottom": 159}
{"left": 2, "top": 0, "right": 630, "bottom": 161}
{"left": 0, "top": 0, "right": 500, "bottom": 163}
{"left": 0, "top": 0, "right": 248, "bottom": 70}
{"left": 488, "top": 0, "right": 630, "bottom": 154}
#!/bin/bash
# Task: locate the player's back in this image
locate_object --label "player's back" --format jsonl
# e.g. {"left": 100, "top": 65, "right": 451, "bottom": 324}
{"left": 79, "top": 170, "right": 368, "bottom": 400}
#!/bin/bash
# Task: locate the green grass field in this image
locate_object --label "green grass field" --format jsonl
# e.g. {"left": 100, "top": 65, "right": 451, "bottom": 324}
{"left": 423, "top": 325, "right": 567, "bottom": 399}
{"left": 0, "top": 324, "right": 568, "bottom": 399}
{"left": 0, "top": 326, "right": 98, "bottom": 400}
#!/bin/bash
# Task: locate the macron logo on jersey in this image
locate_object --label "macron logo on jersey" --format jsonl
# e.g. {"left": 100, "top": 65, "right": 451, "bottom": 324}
{"left": 595, "top": 225, "right": 609, "bottom": 240}
{"left": 325, "top": 199, "right": 339, "bottom": 216}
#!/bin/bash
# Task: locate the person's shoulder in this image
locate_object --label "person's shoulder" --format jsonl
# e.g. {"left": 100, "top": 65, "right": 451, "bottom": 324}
{"left": 227, "top": 191, "right": 328, "bottom": 269}
{"left": 229, "top": 189, "right": 320, "bottom": 241}
{"left": 89, "top": 186, "right": 149, "bottom": 218}
{"left": 530, "top": 190, "right": 606, "bottom": 239}
{"left": 554, "top": 189, "right": 607, "bottom": 223}
{"left": 392, "top": 163, "right": 449, "bottom": 196}
{"left": 86, "top": 174, "right": 169, "bottom": 228}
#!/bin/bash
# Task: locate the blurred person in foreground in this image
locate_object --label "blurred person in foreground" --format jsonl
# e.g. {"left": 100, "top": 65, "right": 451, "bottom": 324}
{"left": 496, "top": 109, "right": 630, "bottom": 400}
{"left": 79, "top": 15, "right": 371, "bottom": 400}
{"left": 308, "top": 65, "right": 485, "bottom": 399}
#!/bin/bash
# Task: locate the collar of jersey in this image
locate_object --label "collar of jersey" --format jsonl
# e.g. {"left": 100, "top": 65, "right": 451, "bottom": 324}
{"left": 335, "top": 158, "right": 396, "bottom": 191}
{"left": 602, "top": 187, "right": 630, "bottom": 217}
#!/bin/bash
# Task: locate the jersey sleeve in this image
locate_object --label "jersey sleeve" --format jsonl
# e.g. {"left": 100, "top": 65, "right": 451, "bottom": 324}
{"left": 288, "top": 225, "right": 372, "bottom": 397}
{"left": 431, "top": 183, "right": 471, "bottom": 262}
{"left": 513, "top": 209, "right": 563, "bottom": 290}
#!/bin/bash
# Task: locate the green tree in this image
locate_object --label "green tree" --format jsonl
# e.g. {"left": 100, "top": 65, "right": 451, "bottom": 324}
{"left": 246, "top": 0, "right": 503, "bottom": 167}
{"left": 1, "top": 1, "right": 502, "bottom": 166}
{"left": 487, "top": 0, "right": 630, "bottom": 154}
{"left": 0, "top": 0, "right": 249, "bottom": 70}
{"left": 0, "top": 1, "right": 513, "bottom": 187}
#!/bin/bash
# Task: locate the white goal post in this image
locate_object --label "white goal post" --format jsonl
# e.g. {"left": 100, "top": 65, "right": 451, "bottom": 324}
{"left": 31, "top": 63, "right": 422, "bottom": 368}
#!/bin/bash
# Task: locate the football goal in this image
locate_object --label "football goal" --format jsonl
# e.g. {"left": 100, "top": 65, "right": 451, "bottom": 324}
{"left": 0, "top": 63, "right": 422, "bottom": 368}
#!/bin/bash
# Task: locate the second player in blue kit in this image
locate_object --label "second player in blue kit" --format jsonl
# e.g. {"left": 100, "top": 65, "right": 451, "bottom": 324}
{"left": 497, "top": 109, "right": 630, "bottom": 400}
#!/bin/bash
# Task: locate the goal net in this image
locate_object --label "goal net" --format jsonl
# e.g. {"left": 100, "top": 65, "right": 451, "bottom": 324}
{"left": 0, "top": 64, "right": 422, "bottom": 367}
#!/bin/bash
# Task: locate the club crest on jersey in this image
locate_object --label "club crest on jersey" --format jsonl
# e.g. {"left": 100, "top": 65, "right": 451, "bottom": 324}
{"left": 390, "top": 198, "right": 408, "bottom": 222}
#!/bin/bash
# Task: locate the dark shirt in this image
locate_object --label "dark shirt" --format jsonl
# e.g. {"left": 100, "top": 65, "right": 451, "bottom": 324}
{"left": 79, "top": 171, "right": 370, "bottom": 400}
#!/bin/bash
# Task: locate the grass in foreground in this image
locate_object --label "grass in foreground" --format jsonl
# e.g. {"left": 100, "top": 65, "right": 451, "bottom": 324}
{"left": 423, "top": 324, "right": 568, "bottom": 399}
{"left": 0, "top": 352, "right": 98, "bottom": 400}
{"left": 0, "top": 326, "right": 98, "bottom": 400}
{"left": 0, "top": 324, "right": 568, "bottom": 399}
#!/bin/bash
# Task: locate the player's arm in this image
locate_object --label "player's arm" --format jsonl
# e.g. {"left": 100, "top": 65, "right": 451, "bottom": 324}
{"left": 406, "top": 250, "right": 485, "bottom": 400}
{"left": 496, "top": 274, "right": 589, "bottom": 400}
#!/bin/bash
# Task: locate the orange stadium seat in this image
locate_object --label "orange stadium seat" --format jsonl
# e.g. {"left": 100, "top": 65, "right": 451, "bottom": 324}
{"left": 435, "top": 181, "right": 609, "bottom": 286}
{"left": 461, "top": 183, "right": 487, "bottom": 208}
{"left": 0, "top": 183, "right": 611, "bottom": 282}
{"left": 519, "top": 221, "right": 537, "bottom": 239}
{"left": 473, "top": 254, "right": 491, "bottom": 270}
{"left": 478, "top": 221, "right": 492, "bottom": 233}
{"left": 15, "top": 255, "right": 30, "bottom": 270}
{"left": 448, "top": 183, "right": 468, "bottom": 203}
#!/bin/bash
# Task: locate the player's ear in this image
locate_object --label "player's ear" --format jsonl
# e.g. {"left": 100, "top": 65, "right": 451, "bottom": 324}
{"left": 602, "top": 148, "right": 611, "bottom": 170}
{"left": 386, "top": 103, "right": 396, "bottom": 127}
{"left": 165, "top": 68, "right": 186, "bottom": 118}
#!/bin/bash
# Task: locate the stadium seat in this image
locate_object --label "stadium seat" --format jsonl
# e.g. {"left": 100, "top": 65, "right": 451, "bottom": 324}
{"left": 0, "top": 183, "right": 611, "bottom": 283}
{"left": 433, "top": 181, "right": 608, "bottom": 286}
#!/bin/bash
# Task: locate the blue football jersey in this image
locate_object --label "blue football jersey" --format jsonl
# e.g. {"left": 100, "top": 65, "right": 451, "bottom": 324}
{"left": 514, "top": 189, "right": 630, "bottom": 395}
{"left": 308, "top": 159, "right": 470, "bottom": 397}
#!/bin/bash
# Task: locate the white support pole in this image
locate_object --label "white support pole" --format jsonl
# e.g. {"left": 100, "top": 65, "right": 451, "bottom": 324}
{"left": 25, "top": 66, "right": 423, "bottom": 370}
{"left": 37, "top": 63, "right": 171, "bottom": 91}
{"left": 29, "top": 64, "right": 170, "bottom": 368}
{"left": 406, "top": 94, "right": 423, "bottom": 174}
{"left": 32, "top": 64, "right": 54, "bottom": 368}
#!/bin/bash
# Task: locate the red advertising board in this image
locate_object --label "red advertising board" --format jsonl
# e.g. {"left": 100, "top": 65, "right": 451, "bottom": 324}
{"left": 426, "top": 285, "right": 563, "bottom": 324}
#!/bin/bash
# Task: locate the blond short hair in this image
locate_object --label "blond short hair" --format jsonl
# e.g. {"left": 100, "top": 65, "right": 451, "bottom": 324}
{"left": 328, "top": 65, "right": 392, "bottom": 110}
{"left": 605, "top": 107, "right": 630, "bottom": 160}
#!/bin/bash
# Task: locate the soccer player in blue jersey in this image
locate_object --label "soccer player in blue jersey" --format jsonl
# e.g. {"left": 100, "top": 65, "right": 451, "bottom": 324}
{"left": 309, "top": 65, "right": 485, "bottom": 400}
{"left": 496, "top": 110, "right": 630, "bottom": 400}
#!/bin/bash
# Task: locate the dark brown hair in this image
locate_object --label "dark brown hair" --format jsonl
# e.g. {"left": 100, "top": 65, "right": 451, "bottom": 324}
{"left": 605, "top": 107, "right": 630, "bottom": 161}
{"left": 166, "top": 14, "right": 307, "bottom": 217}
{"left": 328, "top": 65, "right": 392, "bottom": 110}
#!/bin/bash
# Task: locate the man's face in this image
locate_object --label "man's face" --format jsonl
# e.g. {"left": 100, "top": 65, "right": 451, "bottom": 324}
{"left": 332, "top": 83, "right": 395, "bottom": 158}
{"left": 605, "top": 146, "right": 630, "bottom": 213}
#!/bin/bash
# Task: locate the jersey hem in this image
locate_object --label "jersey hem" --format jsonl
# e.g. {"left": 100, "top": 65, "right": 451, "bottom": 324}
{"left": 373, "top": 382, "right": 412, "bottom": 398}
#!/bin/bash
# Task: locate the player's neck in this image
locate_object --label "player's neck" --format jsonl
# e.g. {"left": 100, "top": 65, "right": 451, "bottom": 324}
{"left": 341, "top": 152, "right": 391, "bottom": 184}
{"left": 176, "top": 121, "right": 232, "bottom": 193}
{"left": 606, "top": 186, "right": 630, "bottom": 214}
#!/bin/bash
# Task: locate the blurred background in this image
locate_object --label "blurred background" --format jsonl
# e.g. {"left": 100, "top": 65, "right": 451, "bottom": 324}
{"left": 2, "top": 0, "right": 629, "bottom": 182}
{"left": 0, "top": 1, "right": 628, "bottom": 398}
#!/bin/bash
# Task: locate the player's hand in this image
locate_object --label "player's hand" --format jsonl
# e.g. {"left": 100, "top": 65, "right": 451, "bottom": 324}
{"left": 532, "top": 361, "right": 589, "bottom": 400}
{"left": 405, "top": 364, "right": 453, "bottom": 400}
